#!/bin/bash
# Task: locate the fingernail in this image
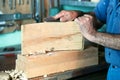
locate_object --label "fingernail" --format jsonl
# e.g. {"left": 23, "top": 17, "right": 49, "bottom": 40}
{"left": 60, "top": 18, "right": 62, "bottom": 22}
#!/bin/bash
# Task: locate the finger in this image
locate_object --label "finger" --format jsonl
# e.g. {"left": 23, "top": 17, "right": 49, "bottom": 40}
{"left": 53, "top": 10, "right": 66, "bottom": 19}
{"left": 76, "top": 16, "right": 90, "bottom": 25}
{"left": 74, "top": 18, "right": 80, "bottom": 24}
{"left": 60, "top": 14, "right": 72, "bottom": 22}
{"left": 74, "top": 18, "right": 84, "bottom": 30}
{"left": 83, "top": 14, "right": 93, "bottom": 20}
{"left": 75, "top": 17, "right": 84, "bottom": 25}
{"left": 77, "top": 16, "right": 94, "bottom": 33}
{"left": 53, "top": 13, "right": 63, "bottom": 20}
{"left": 60, "top": 17, "right": 68, "bottom": 22}
{"left": 74, "top": 17, "right": 88, "bottom": 29}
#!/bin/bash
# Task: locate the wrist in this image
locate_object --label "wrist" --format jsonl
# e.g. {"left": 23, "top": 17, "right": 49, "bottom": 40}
{"left": 87, "top": 31, "right": 98, "bottom": 42}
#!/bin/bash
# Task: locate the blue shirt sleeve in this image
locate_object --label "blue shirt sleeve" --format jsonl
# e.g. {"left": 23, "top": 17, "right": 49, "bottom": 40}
{"left": 94, "top": 0, "right": 109, "bottom": 23}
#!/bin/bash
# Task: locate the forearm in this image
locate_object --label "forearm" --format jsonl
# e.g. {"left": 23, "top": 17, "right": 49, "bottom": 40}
{"left": 75, "top": 14, "right": 120, "bottom": 50}
{"left": 91, "top": 32, "right": 120, "bottom": 50}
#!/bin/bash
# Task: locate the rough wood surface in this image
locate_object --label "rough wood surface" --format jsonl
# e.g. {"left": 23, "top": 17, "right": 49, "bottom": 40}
{"left": 21, "top": 22, "right": 84, "bottom": 54}
{"left": 16, "top": 47, "right": 98, "bottom": 78}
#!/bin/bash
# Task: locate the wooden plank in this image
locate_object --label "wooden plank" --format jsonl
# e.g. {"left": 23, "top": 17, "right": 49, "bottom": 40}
{"left": 16, "top": 47, "right": 98, "bottom": 78}
{"left": 22, "top": 21, "right": 84, "bottom": 54}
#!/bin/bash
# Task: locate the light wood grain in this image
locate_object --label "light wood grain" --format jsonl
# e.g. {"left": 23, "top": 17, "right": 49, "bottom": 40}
{"left": 16, "top": 47, "right": 98, "bottom": 78}
{"left": 22, "top": 21, "right": 84, "bottom": 54}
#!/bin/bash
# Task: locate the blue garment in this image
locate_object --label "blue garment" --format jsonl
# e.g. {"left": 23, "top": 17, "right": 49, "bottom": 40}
{"left": 94, "top": 0, "right": 120, "bottom": 80}
{"left": 107, "top": 65, "right": 120, "bottom": 80}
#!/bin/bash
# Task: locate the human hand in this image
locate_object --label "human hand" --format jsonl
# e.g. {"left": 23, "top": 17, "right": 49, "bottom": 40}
{"left": 74, "top": 14, "right": 97, "bottom": 41}
{"left": 53, "top": 10, "right": 79, "bottom": 22}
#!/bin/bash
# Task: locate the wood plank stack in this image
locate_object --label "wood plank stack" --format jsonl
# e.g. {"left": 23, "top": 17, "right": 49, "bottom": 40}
{"left": 16, "top": 22, "right": 98, "bottom": 78}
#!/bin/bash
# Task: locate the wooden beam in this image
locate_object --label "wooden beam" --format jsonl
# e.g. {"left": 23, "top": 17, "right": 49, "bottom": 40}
{"left": 21, "top": 21, "right": 84, "bottom": 54}
{"left": 16, "top": 47, "right": 98, "bottom": 78}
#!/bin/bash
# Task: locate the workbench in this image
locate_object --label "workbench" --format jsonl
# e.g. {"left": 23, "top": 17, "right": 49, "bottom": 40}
{"left": 29, "top": 64, "right": 108, "bottom": 80}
